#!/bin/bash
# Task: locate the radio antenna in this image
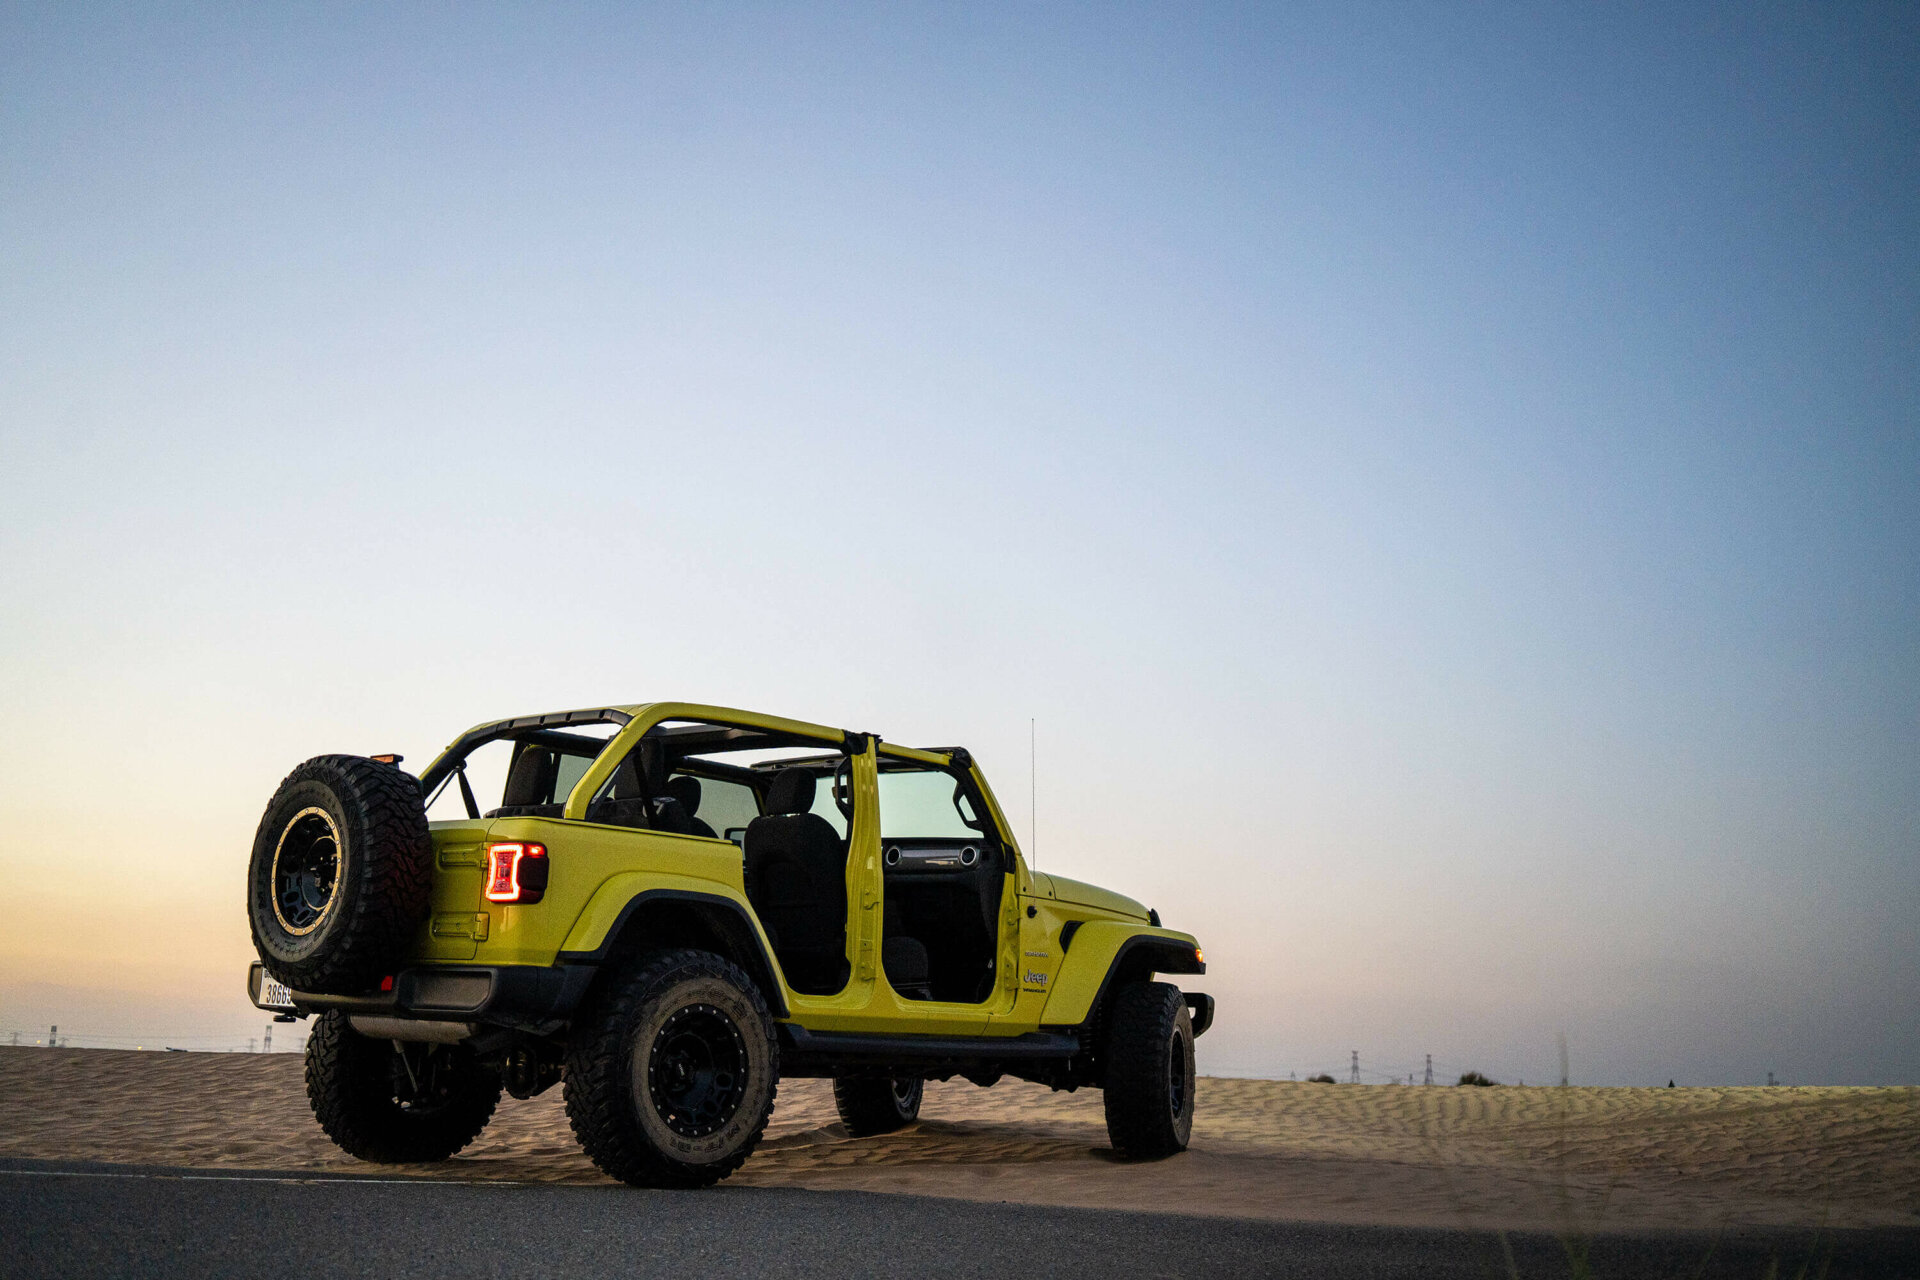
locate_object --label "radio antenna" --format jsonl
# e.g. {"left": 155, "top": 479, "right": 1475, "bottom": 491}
{"left": 1030, "top": 717, "right": 1037, "bottom": 867}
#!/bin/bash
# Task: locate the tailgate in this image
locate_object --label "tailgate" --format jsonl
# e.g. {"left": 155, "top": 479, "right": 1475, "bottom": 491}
{"left": 415, "top": 821, "right": 491, "bottom": 961}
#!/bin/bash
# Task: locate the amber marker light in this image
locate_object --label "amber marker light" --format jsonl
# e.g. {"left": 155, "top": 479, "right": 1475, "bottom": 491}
{"left": 1195, "top": 948, "right": 1205, "bottom": 965}
{"left": 485, "top": 842, "right": 550, "bottom": 903}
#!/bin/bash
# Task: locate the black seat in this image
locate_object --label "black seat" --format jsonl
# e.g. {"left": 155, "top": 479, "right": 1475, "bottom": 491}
{"left": 881, "top": 897, "right": 932, "bottom": 1000}
{"left": 585, "top": 753, "right": 650, "bottom": 828}
{"left": 743, "top": 768, "right": 849, "bottom": 995}
{"left": 883, "top": 935, "right": 932, "bottom": 1000}
{"left": 664, "top": 774, "right": 718, "bottom": 839}
{"left": 486, "top": 745, "right": 564, "bottom": 818}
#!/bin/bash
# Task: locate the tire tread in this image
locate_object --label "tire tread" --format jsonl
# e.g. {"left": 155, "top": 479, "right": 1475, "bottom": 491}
{"left": 832, "top": 1075, "right": 923, "bottom": 1137}
{"left": 249, "top": 755, "right": 432, "bottom": 993}
{"left": 1102, "top": 980, "right": 1194, "bottom": 1159}
{"left": 305, "top": 1009, "right": 500, "bottom": 1162}
{"left": 563, "top": 948, "right": 778, "bottom": 1188}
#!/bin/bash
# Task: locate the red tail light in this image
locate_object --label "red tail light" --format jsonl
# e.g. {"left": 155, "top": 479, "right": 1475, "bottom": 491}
{"left": 485, "top": 842, "right": 549, "bottom": 903}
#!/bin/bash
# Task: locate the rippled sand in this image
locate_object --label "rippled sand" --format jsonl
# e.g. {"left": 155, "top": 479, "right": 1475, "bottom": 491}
{"left": 2, "top": 1047, "right": 1914, "bottom": 1231}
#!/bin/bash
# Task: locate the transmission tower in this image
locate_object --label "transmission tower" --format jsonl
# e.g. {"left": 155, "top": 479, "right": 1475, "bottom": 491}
{"left": 1349, "top": 1050, "right": 1359, "bottom": 1084}
{"left": 1424, "top": 1054, "right": 1434, "bottom": 1086}
{"left": 264, "top": 1024, "right": 273, "bottom": 1053}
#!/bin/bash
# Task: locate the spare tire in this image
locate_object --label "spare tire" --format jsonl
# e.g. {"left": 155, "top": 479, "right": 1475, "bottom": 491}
{"left": 248, "top": 755, "right": 433, "bottom": 994}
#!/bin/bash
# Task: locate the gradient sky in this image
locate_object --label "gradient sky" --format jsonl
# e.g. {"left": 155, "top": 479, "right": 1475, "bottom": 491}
{"left": 2, "top": 3, "right": 1914, "bottom": 1083}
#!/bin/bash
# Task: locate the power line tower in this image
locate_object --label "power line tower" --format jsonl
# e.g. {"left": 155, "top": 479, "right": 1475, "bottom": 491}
{"left": 1424, "top": 1054, "right": 1434, "bottom": 1086}
{"left": 264, "top": 1024, "right": 273, "bottom": 1053}
{"left": 1349, "top": 1050, "right": 1359, "bottom": 1084}
{"left": 49, "top": 1024, "right": 57, "bottom": 1048}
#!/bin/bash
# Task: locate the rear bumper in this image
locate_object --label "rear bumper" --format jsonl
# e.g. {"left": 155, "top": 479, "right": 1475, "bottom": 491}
{"left": 247, "top": 961, "right": 596, "bottom": 1034}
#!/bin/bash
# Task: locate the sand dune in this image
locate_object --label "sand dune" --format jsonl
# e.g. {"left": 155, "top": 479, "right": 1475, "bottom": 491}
{"left": 1, "top": 1047, "right": 1913, "bottom": 1231}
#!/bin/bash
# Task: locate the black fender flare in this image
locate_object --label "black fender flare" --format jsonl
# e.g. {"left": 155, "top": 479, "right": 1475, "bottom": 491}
{"left": 557, "top": 889, "right": 789, "bottom": 1018}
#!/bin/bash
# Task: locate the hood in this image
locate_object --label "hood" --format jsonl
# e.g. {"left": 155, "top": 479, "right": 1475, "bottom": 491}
{"left": 1032, "top": 872, "right": 1151, "bottom": 922}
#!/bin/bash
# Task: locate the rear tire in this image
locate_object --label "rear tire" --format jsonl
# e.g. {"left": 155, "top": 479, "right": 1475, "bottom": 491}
{"left": 1102, "top": 981, "right": 1195, "bottom": 1159}
{"left": 305, "top": 1010, "right": 501, "bottom": 1163}
{"left": 564, "top": 949, "right": 778, "bottom": 1188}
{"left": 248, "top": 755, "right": 432, "bottom": 994}
{"left": 832, "top": 1074, "right": 924, "bottom": 1136}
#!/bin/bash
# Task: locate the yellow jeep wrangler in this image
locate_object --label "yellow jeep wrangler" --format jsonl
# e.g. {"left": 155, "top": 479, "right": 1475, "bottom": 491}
{"left": 246, "top": 702, "right": 1212, "bottom": 1187}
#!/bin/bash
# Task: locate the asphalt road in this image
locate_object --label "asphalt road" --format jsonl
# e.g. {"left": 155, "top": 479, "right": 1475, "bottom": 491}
{"left": 4, "top": 1158, "right": 1915, "bottom": 1280}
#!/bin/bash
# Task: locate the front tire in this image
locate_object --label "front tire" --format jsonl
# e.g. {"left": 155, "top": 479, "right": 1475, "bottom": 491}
{"left": 832, "top": 1074, "right": 924, "bottom": 1136}
{"left": 305, "top": 1010, "right": 501, "bottom": 1162}
{"left": 564, "top": 949, "right": 779, "bottom": 1188}
{"left": 1102, "top": 981, "right": 1195, "bottom": 1159}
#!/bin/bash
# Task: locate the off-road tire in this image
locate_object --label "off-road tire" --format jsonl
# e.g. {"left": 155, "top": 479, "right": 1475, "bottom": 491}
{"left": 564, "top": 949, "right": 778, "bottom": 1188}
{"left": 832, "top": 1074, "right": 924, "bottom": 1136}
{"left": 305, "top": 1009, "right": 501, "bottom": 1163}
{"left": 1102, "top": 981, "right": 1195, "bottom": 1159}
{"left": 247, "top": 754, "right": 432, "bottom": 994}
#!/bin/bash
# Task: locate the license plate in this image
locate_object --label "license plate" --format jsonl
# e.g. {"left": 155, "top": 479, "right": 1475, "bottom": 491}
{"left": 257, "top": 973, "right": 295, "bottom": 1011}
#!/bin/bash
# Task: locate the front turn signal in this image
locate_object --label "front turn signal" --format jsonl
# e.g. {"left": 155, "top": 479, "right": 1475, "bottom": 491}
{"left": 485, "top": 842, "right": 549, "bottom": 904}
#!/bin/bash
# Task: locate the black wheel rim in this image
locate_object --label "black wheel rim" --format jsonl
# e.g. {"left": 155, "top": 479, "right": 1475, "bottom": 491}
{"left": 647, "top": 1003, "right": 749, "bottom": 1139}
{"left": 1168, "top": 1031, "right": 1188, "bottom": 1118}
{"left": 271, "top": 808, "right": 340, "bottom": 935}
{"left": 892, "top": 1077, "right": 921, "bottom": 1115}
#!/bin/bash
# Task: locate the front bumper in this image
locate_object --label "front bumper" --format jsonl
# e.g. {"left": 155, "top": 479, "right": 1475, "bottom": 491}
{"left": 1183, "top": 992, "right": 1215, "bottom": 1037}
{"left": 246, "top": 961, "right": 596, "bottom": 1034}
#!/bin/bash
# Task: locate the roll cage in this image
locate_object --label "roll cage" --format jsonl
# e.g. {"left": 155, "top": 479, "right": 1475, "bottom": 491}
{"left": 415, "top": 702, "right": 1004, "bottom": 844}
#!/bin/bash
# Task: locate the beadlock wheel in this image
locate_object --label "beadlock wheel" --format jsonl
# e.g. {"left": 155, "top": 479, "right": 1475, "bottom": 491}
{"left": 246, "top": 755, "right": 432, "bottom": 994}
{"left": 646, "top": 1003, "right": 750, "bottom": 1140}
{"left": 271, "top": 807, "right": 341, "bottom": 936}
{"left": 564, "top": 949, "right": 779, "bottom": 1189}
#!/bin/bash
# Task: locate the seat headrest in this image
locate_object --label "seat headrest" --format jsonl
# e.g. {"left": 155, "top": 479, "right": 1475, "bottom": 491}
{"left": 665, "top": 773, "right": 701, "bottom": 816}
{"left": 608, "top": 753, "right": 645, "bottom": 800}
{"left": 502, "top": 747, "right": 555, "bottom": 807}
{"left": 764, "top": 768, "right": 816, "bottom": 816}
